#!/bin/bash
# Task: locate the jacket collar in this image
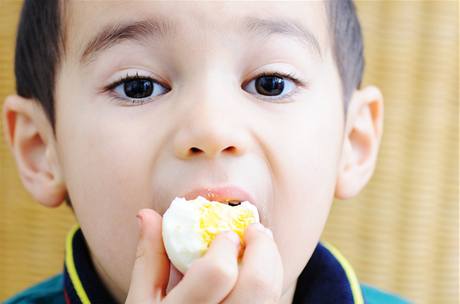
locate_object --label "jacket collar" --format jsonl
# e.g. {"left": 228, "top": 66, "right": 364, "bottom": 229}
{"left": 293, "top": 241, "right": 364, "bottom": 304}
{"left": 63, "top": 225, "right": 364, "bottom": 304}
{"left": 63, "top": 225, "right": 117, "bottom": 304}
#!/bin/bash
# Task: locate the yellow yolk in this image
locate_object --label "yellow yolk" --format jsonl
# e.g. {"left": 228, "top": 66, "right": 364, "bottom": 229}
{"left": 198, "top": 200, "right": 258, "bottom": 250}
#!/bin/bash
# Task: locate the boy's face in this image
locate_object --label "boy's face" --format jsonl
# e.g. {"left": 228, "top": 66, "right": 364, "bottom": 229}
{"left": 56, "top": 1, "right": 344, "bottom": 301}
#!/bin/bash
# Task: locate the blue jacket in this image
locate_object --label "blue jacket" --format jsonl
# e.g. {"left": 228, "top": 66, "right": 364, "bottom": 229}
{"left": 4, "top": 225, "right": 409, "bottom": 303}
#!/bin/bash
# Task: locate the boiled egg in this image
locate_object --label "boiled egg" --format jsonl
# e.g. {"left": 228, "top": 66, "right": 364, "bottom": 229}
{"left": 162, "top": 196, "right": 260, "bottom": 274}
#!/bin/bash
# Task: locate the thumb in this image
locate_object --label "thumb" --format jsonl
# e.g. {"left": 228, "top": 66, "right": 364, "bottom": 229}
{"left": 126, "top": 209, "right": 170, "bottom": 304}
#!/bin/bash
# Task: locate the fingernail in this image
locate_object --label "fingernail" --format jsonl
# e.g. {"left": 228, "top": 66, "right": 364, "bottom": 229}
{"left": 136, "top": 213, "right": 143, "bottom": 231}
{"left": 223, "top": 230, "right": 241, "bottom": 246}
{"left": 251, "top": 223, "right": 273, "bottom": 239}
{"left": 251, "top": 222, "right": 265, "bottom": 232}
{"left": 265, "top": 228, "right": 274, "bottom": 239}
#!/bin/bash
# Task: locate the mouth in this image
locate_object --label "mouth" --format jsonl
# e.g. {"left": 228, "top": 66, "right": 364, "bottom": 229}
{"left": 181, "top": 186, "right": 256, "bottom": 207}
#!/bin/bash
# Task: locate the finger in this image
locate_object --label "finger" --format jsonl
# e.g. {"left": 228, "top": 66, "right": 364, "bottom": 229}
{"left": 224, "top": 223, "right": 283, "bottom": 304}
{"left": 125, "top": 209, "right": 170, "bottom": 304}
{"left": 164, "top": 231, "right": 241, "bottom": 304}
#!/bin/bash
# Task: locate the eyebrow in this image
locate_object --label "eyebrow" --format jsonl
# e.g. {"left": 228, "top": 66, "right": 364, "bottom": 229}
{"left": 80, "top": 18, "right": 175, "bottom": 64}
{"left": 80, "top": 16, "right": 322, "bottom": 64}
{"left": 244, "top": 17, "right": 322, "bottom": 58}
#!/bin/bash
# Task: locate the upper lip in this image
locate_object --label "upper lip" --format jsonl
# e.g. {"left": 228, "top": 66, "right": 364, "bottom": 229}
{"left": 182, "top": 186, "right": 255, "bottom": 205}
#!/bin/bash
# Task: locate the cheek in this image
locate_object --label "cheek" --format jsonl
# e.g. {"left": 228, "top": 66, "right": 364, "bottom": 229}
{"left": 56, "top": 102, "right": 160, "bottom": 292}
{"left": 267, "top": 74, "right": 343, "bottom": 289}
{"left": 272, "top": 125, "right": 342, "bottom": 290}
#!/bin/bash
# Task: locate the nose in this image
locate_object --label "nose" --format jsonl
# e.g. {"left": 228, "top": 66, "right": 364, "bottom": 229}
{"left": 173, "top": 99, "right": 249, "bottom": 160}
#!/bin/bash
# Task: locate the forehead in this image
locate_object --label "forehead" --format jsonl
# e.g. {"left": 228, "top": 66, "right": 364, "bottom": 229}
{"left": 64, "top": 1, "right": 330, "bottom": 62}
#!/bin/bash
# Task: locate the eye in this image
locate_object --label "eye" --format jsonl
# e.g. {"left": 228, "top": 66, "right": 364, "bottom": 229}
{"left": 243, "top": 72, "right": 299, "bottom": 100}
{"left": 109, "top": 74, "right": 170, "bottom": 105}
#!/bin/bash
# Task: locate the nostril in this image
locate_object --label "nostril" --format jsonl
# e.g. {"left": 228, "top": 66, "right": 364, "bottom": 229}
{"left": 190, "top": 147, "right": 202, "bottom": 154}
{"left": 190, "top": 146, "right": 236, "bottom": 155}
{"left": 224, "top": 146, "right": 237, "bottom": 153}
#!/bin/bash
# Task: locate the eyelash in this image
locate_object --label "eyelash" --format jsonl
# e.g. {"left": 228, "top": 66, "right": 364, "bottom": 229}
{"left": 103, "top": 71, "right": 306, "bottom": 106}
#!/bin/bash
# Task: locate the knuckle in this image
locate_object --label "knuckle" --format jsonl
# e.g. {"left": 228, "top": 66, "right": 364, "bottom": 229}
{"left": 135, "top": 243, "right": 145, "bottom": 261}
{"left": 199, "top": 259, "right": 237, "bottom": 285}
{"left": 246, "top": 273, "right": 278, "bottom": 300}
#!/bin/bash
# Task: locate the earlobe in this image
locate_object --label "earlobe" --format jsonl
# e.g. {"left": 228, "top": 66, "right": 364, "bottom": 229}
{"left": 2, "top": 95, "right": 66, "bottom": 207}
{"left": 335, "top": 86, "right": 384, "bottom": 199}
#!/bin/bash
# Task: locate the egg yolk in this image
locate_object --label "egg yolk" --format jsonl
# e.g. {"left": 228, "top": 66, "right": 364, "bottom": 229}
{"left": 198, "top": 201, "right": 257, "bottom": 253}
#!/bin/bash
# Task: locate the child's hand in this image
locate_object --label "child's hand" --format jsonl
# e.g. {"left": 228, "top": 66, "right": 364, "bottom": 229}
{"left": 126, "top": 209, "right": 283, "bottom": 304}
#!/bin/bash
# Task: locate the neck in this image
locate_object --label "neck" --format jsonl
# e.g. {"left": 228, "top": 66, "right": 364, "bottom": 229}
{"left": 90, "top": 251, "right": 126, "bottom": 303}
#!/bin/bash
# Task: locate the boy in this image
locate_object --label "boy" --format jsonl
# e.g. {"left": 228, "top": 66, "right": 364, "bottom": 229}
{"left": 2, "top": 0, "right": 408, "bottom": 303}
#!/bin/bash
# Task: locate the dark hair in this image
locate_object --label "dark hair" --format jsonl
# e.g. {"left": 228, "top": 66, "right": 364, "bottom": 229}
{"left": 326, "top": 0, "right": 364, "bottom": 110}
{"left": 15, "top": 0, "right": 363, "bottom": 126}
{"left": 15, "top": 0, "right": 63, "bottom": 130}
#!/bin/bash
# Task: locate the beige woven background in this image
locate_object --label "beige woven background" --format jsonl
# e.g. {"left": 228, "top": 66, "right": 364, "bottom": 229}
{"left": 1, "top": 1, "right": 458, "bottom": 303}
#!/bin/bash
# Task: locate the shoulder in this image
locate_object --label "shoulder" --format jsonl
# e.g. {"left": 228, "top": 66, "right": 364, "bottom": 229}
{"left": 361, "top": 283, "right": 411, "bottom": 304}
{"left": 4, "top": 273, "right": 65, "bottom": 304}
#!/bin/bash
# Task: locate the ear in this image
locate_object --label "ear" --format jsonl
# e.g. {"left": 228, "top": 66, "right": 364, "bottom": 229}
{"left": 335, "top": 86, "right": 384, "bottom": 199}
{"left": 2, "top": 95, "right": 66, "bottom": 207}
